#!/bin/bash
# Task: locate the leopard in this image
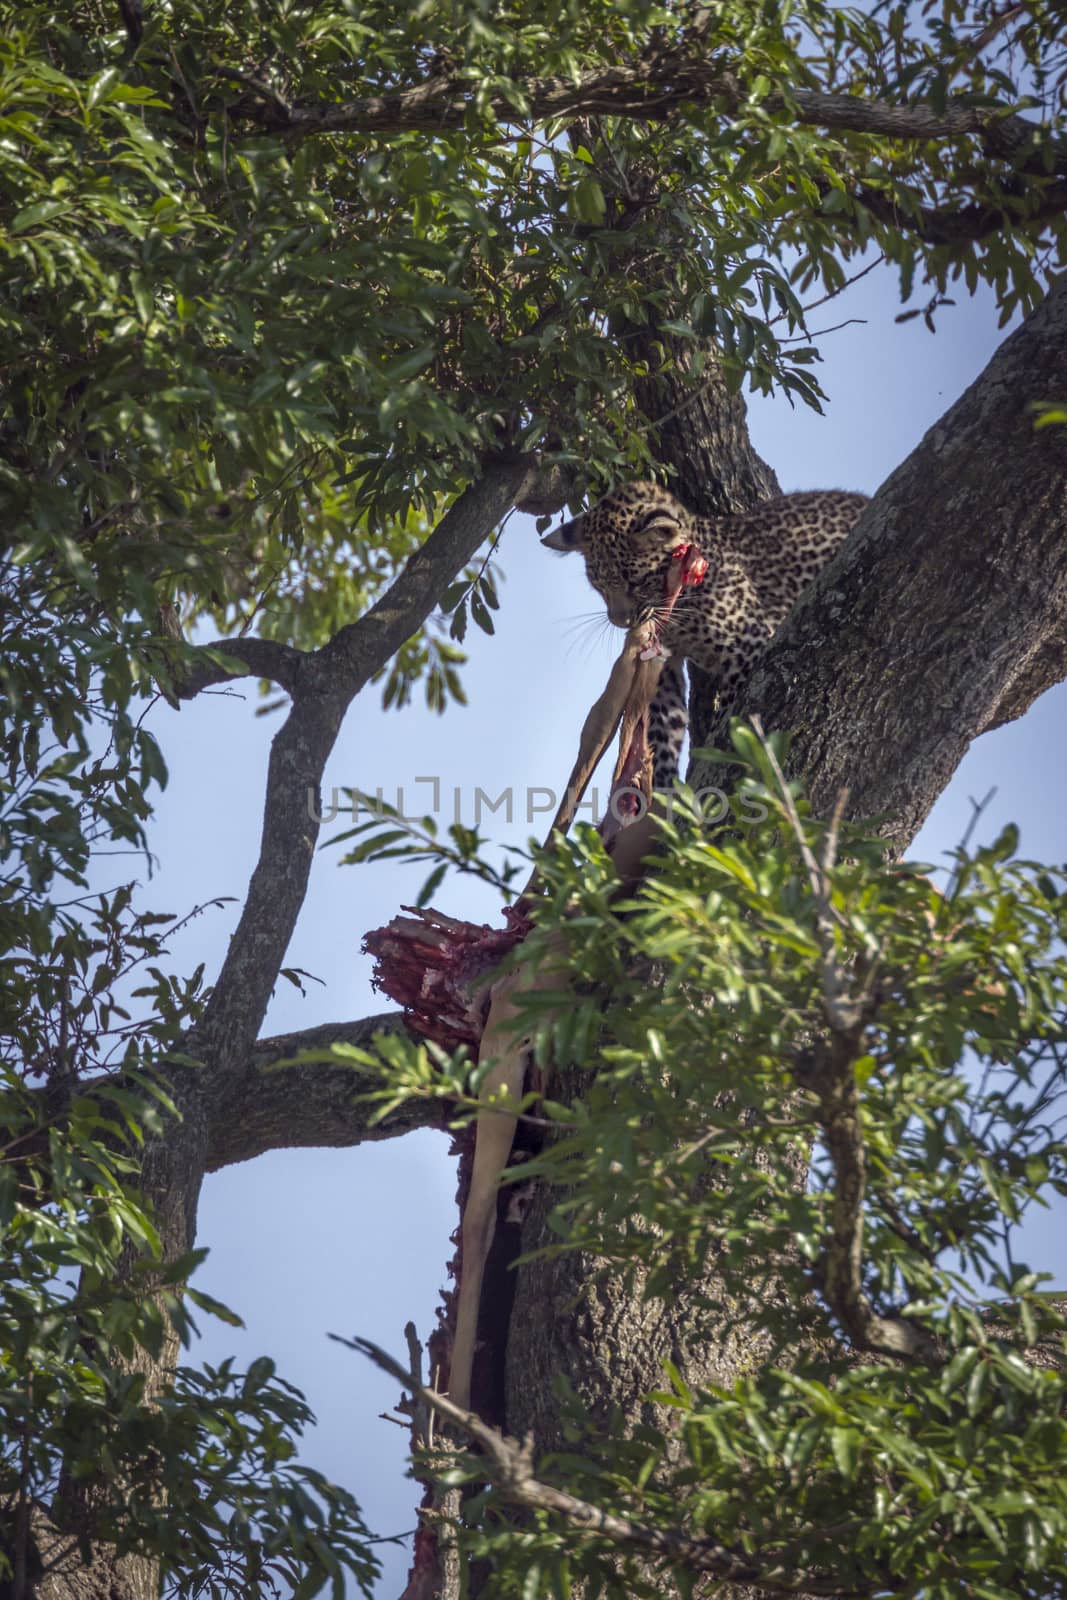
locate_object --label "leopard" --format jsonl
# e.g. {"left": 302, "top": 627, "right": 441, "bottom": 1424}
{"left": 543, "top": 481, "right": 868, "bottom": 788}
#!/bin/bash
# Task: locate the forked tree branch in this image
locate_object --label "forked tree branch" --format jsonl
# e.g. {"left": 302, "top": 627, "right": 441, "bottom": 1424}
{"left": 187, "top": 458, "right": 544, "bottom": 1088}
{"left": 175, "top": 637, "right": 305, "bottom": 699}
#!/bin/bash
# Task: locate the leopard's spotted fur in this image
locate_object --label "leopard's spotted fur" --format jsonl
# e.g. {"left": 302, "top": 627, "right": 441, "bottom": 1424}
{"left": 544, "top": 482, "right": 868, "bottom": 787}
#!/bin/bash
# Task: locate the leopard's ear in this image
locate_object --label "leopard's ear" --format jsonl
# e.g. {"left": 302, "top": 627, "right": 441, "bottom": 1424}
{"left": 541, "top": 514, "right": 585, "bottom": 553}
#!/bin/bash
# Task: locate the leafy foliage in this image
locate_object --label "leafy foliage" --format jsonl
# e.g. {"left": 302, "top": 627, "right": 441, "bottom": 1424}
{"left": 0, "top": 1069, "right": 379, "bottom": 1598}
{"left": 3, "top": 0, "right": 1065, "bottom": 676}
{"left": 347, "top": 730, "right": 1067, "bottom": 1598}
{"left": 329, "top": 789, "right": 527, "bottom": 905}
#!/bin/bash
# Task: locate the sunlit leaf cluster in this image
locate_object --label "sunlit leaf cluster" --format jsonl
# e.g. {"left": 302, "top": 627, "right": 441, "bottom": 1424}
{"left": 351, "top": 729, "right": 1067, "bottom": 1598}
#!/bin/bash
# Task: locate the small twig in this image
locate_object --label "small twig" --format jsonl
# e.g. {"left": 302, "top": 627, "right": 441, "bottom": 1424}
{"left": 877, "top": 1192, "right": 935, "bottom": 1258}
{"left": 821, "top": 785, "right": 847, "bottom": 882}
{"left": 769, "top": 254, "right": 886, "bottom": 328}
{"left": 589, "top": 117, "right": 639, "bottom": 203}
{"left": 780, "top": 316, "right": 867, "bottom": 343}
{"left": 237, "top": 563, "right": 287, "bottom": 637}
{"left": 964, "top": 3, "right": 1026, "bottom": 64}
{"left": 940, "top": 786, "right": 998, "bottom": 911}
{"left": 403, "top": 1320, "right": 435, "bottom": 1449}
{"left": 367, "top": 1324, "right": 463, "bottom": 1600}
{"left": 634, "top": 366, "right": 726, "bottom": 440}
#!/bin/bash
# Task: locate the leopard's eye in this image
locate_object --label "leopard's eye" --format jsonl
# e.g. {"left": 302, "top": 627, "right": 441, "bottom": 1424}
{"left": 634, "top": 508, "right": 678, "bottom": 538}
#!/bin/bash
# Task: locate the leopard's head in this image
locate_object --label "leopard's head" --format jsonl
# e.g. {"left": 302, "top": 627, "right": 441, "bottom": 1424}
{"left": 542, "top": 483, "right": 697, "bottom": 628}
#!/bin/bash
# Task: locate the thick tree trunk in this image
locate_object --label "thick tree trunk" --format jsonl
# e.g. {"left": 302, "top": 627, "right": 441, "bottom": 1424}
{"left": 508, "top": 317, "right": 782, "bottom": 1431}
{"left": 630, "top": 332, "right": 781, "bottom": 515}
{"left": 501, "top": 281, "right": 1067, "bottom": 1598}
{"left": 697, "top": 274, "right": 1067, "bottom": 837}
{"left": 500, "top": 333, "right": 797, "bottom": 1600}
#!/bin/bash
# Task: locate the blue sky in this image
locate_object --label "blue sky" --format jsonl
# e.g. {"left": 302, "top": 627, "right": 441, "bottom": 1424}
{"left": 133, "top": 263, "right": 1066, "bottom": 1595}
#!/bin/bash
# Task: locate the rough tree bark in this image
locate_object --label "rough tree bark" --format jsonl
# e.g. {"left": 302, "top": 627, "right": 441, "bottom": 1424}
{"left": 501, "top": 276, "right": 1067, "bottom": 1600}
{"left": 699, "top": 273, "right": 1067, "bottom": 836}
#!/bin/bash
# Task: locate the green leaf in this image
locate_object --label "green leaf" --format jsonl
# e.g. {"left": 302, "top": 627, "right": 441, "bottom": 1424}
{"left": 11, "top": 198, "right": 71, "bottom": 231}
{"left": 87, "top": 67, "right": 122, "bottom": 108}
{"left": 830, "top": 1426, "right": 861, "bottom": 1482}
{"left": 130, "top": 270, "right": 153, "bottom": 324}
{"left": 571, "top": 175, "right": 606, "bottom": 225}
{"left": 186, "top": 1287, "right": 246, "bottom": 1327}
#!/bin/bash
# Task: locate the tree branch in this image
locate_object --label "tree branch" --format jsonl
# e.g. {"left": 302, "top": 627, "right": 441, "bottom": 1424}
{"left": 219, "top": 52, "right": 1067, "bottom": 253}
{"left": 790, "top": 87, "right": 1048, "bottom": 164}
{"left": 206, "top": 1014, "right": 443, "bottom": 1170}
{"left": 344, "top": 1336, "right": 874, "bottom": 1598}
{"left": 848, "top": 174, "right": 1067, "bottom": 247}
{"left": 320, "top": 459, "right": 539, "bottom": 685}
{"left": 222, "top": 52, "right": 1064, "bottom": 181}
{"left": 756, "top": 729, "right": 937, "bottom": 1362}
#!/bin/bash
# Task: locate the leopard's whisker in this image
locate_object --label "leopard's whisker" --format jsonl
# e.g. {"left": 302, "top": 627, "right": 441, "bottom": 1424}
{"left": 561, "top": 613, "right": 616, "bottom": 660}
{"left": 560, "top": 611, "right": 611, "bottom": 635}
